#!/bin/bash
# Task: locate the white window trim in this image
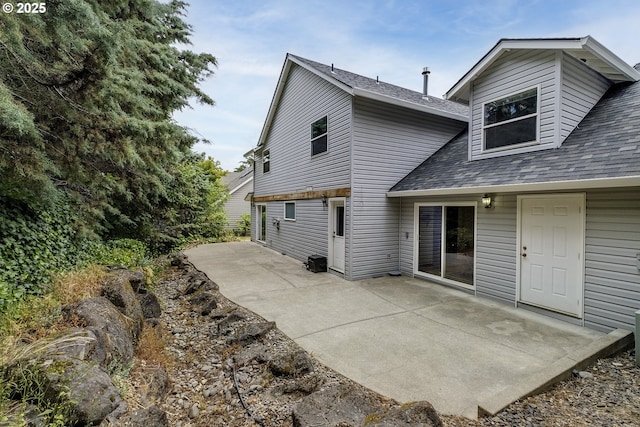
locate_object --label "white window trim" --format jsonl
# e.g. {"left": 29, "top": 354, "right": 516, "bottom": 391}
{"left": 311, "top": 115, "right": 328, "bottom": 157}
{"left": 481, "top": 85, "right": 540, "bottom": 153}
{"left": 283, "top": 201, "right": 296, "bottom": 221}
{"left": 413, "top": 201, "right": 478, "bottom": 290}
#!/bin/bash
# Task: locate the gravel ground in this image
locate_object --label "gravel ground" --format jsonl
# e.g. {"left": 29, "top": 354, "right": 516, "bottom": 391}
{"left": 148, "top": 266, "right": 640, "bottom": 426}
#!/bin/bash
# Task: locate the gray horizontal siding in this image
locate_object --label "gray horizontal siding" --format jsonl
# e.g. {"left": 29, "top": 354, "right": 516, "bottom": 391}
{"left": 475, "top": 194, "right": 517, "bottom": 303}
{"left": 224, "top": 181, "right": 252, "bottom": 230}
{"left": 398, "top": 194, "right": 517, "bottom": 304}
{"left": 254, "top": 63, "right": 351, "bottom": 196}
{"left": 584, "top": 188, "right": 640, "bottom": 332}
{"left": 470, "top": 50, "right": 558, "bottom": 160}
{"left": 251, "top": 199, "right": 352, "bottom": 276}
{"left": 351, "top": 98, "right": 466, "bottom": 280}
{"left": 561, "top": 53, "right": 610, "bottom": 140}
{"left": 399, "top": 189, "right": 640, "bottom": 333}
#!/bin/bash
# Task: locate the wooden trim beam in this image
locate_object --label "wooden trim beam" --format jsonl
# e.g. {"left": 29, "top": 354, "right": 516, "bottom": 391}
{"left": 253, "top": 187, "right": 350, "bottom": 203}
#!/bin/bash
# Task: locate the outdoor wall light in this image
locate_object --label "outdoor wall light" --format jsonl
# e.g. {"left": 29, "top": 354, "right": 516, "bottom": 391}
{"left": 482, "top": 194, "right": 493, "bottom": 209}
{"left": 321, "top": 194, "right": 328, "bottom": 207}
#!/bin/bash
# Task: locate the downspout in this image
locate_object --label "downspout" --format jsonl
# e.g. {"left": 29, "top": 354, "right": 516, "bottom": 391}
{"left": 398, "top": 197, "right": 402, "bottom": 273}
{"left": 348, "top": 96, "right": 355, "bottom": 280}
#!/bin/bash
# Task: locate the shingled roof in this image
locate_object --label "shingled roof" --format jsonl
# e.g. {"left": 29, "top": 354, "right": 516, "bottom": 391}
{"left": 290, "top": 55, "right": 469, "bottom": 119}
{"left": 389, "top": 79, "right": 640, "bottom": 195}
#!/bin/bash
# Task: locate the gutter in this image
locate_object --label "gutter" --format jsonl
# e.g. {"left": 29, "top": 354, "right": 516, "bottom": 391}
{"left": 387, "top": 175, "right": 640, "bottom": 197}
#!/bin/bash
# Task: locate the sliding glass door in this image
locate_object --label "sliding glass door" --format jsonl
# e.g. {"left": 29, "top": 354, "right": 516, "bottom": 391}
{"left": 416, "top": 204, "right": 475, "bottom": 286}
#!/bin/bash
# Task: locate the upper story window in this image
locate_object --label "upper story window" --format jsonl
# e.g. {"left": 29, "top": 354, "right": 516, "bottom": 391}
{"left": 262, "top": 150, "right": 270, "bottom": 173}
{"left": 483, "top": 87, "right": 538, "bottom": 151}
{"left": 311, "top": 116, "right": 328, "bottom": 156}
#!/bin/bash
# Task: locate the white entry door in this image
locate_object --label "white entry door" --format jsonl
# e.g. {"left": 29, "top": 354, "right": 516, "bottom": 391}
{"left": 519, "top": 194, "right": 584, "bottom": 317}
{"left": 329, "top": 199, "right": 345, "bottom": 272}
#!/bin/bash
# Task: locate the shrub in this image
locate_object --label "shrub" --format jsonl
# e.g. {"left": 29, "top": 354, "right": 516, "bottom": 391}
{"left": 0, "top": 197, "right": 89, "bottom": 311}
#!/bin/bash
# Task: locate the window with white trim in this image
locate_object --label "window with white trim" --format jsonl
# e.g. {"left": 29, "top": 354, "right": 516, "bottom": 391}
{"left": 311, "top": 116, "right": 327, "bottom": 156}
{"left": 483, "top": 87, "right": 538, "bottom": 151}
{"left": 284, "top": 202, "right": 296, "bottom": 221}
{"left": 262, "top": 150, "right": 270, "bottom": 173}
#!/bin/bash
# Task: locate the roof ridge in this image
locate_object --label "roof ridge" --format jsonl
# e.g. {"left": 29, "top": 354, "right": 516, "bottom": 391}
{"left": 288, "top": 54, "right": 469, "bottom": 119}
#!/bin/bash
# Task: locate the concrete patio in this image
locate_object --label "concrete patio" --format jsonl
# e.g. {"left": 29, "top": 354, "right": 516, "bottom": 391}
{"left": 184, "top": 241, "right": 632, "bottom": 419}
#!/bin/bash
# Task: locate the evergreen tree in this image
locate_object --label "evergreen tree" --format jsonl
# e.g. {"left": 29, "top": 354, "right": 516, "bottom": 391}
{"left": 0, "top": 0, "right": 220, "bottom": 245}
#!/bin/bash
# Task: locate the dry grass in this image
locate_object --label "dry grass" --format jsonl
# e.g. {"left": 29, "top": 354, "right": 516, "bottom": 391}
{"left": 51, "top": 264, "right": 107, "bottom": 306}
{"left": 135, "top": 323, "right": 173, "bottom": 370}
{"left": 0, "top": 265, "right": 108, "bottom": 352}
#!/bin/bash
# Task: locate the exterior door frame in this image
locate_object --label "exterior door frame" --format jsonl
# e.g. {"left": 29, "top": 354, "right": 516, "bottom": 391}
{"left": 412, "top": 201, "right": 478, "bottom": 290}
{"left": 328, "top": 197, "right": 346, "bottom": 273}
{"left": 516, "top": 193, "right": 585, "bottom": 319}
{"left": 255, "top": 203, "right": 267, "bottom": 243}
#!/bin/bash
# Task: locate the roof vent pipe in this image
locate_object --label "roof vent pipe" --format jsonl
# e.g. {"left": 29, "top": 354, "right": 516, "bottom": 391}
{"left": 422, "top": 67, "right": 430, "bottom": 97}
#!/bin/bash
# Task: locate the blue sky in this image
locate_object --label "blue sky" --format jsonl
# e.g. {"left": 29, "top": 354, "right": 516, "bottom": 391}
{"left": 172, "top": 0, "right": 640, "bottom": 171}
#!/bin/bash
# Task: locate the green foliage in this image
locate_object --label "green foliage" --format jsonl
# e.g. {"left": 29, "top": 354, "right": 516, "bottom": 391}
{"left": 237, "top": 214, "right": 252, "bottom": 236}
{"left": 140, "top": 152, "right": 229, "bottom": 253}
{"left": 0, "top": 196, "right": 90, "bottom": 311}
{"left": 86, "top": 239, "right": 149, "bottom": 268}
{"left": 0, "top": 361, "right": 75, "bottom": 427}
{"left": 0, "top": 0, "right": 219, "bottom": 240}
{"left": 0, "top": 1, "right": 225, "bottom": 307}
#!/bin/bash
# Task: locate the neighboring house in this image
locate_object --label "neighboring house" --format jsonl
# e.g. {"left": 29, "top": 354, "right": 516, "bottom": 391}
{"left": 221, "top": 167, "right": 253, "bottom": 232}
{"left": 252, "top": 36, "right": 640, "bottom": 333}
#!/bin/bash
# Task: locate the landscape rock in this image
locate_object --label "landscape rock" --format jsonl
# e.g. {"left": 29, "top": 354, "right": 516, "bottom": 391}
{"left": 216, "top": 309, "right": 246, "bottom": 334}
{"left": 40, "top": 328, "right": 100, "bottom": 362}
{"left": 269, "top": 350, "right": 313, "bottom": 377}
{"left": 188, "top": 290, "right": 218, "bottom": 316}
{"left": 291, "top": 383, "right": 386, "bottom": 427}
{"left": 101, "top": 271, "right": 145, "bottom": 339}
{"left": 65, "top": 297, "right": 136, "bottom": 366}
{"left": 117, "top": 406, "right": 169, "bottom": 427}
{"left": 228, "top": 321, "right": 276, "bottom": 345}
{"left": 366, "top": 401, "right": 442, "bottom": 426}
{"left": 64, "top": 360, "right": 125, "bottom": 424}
{"left": 5, "top": 356, "right": 123, "bottom": 426}
{"left": 138, "top": 292, "right": 162, "bottom": 319}
{"left": 274, "top": 374, "right": 323, "bottom": 395}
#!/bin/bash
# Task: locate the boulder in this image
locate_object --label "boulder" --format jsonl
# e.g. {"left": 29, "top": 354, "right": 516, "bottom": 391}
{"left": 117, "top": 406, "right": 168, "bottom": 427}
{"left": 216, "top": 309, "right": 246, "bottom": 335}
{"left": 4, "top": 356, "right": 123, "bottom": 426}
{"left": 269, "top": 350, "right": 313, "bottom": 377}
{"left": 274, "top": 374, "right": 323, "bottom": 395}
{"left": 40, "top": 328, "right": 100, "bottom": 362}
{"left": 183, "top": 271, "right": 219, "bottom": 295}
{"left": 228, "top": 321, "right": 275, "bottom": 345}
{"left": 291, "top": 383, "right": 383, "bottom": 427}
{"left": 366, "top": 401, "right": 442, "bottom": 426}
{"left": 188, "top": 290, "right": 218, "bottom": 316}
{"left": 138, "top": 292, "right": 162, "bottom": 319}
{"left": 101, "top": 272, "right": 145, "bottom": 339}
{"left": 65, "top": 297, "right": 136, "bottom": 366}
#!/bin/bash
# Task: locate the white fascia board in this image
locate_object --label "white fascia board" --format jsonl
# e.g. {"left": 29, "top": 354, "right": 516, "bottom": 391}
{"left": 387, "top": 175, "right": 640, "bottom": 198}
{"left": 446, "top": 36, "right": 640, "bottom": 101}
{"left": 582, "top": 36, "right": 640, "bottom": 82}
{"left": 352, "top": 88, "right": 468, "bottom": 122}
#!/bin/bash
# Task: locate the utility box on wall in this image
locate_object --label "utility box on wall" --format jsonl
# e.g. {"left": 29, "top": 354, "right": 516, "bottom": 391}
{"left": 307, "top": 255, "right": 327, "bottom": 273}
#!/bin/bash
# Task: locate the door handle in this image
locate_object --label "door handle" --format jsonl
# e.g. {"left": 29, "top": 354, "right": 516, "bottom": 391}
{"left": 521, "top": 253, "right": 527, "bottom": 258}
